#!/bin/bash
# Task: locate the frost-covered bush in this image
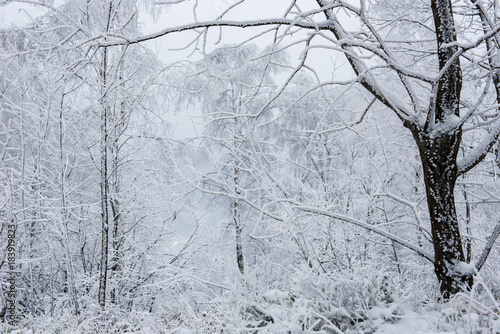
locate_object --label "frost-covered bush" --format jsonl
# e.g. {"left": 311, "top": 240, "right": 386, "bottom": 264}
{"left": 197, "top": 265, "right": 414, "bottom": 333}
{"left": 5, "top": 265, "right": 499, "bottom": 333}
{"left": 3, "top": 304, "right": 169, "bottom": 334}
{"left": 216, "top": 268, "right": 500, "bottom": 334}
{"left": 432, "top": 274, "right": 500, "bottom": 334}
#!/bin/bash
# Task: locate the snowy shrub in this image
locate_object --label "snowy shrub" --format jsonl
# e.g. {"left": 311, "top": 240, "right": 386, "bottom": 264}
{"left": 4, "top": 267, "right": 500, "bottom": 333}
{"left": 6, "top": 304, "right": 169, "bottom": 334}
{"left": 195, "top": 264, "right": 415, "bottom": 333}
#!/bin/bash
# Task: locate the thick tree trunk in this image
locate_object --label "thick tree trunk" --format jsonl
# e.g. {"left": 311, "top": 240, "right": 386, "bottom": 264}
{"left": 410, "top": 0, "right": 473, "bottom": 298}
{"left": 411, "top": 128, "right": 473, "bottom": 298}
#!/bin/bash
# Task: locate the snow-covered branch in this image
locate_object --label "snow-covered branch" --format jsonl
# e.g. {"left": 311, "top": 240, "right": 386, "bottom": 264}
{"left": 293, "top": 203, "right": 434, "bottom": 263}
{"left": 101, "top": 18, "right": 328, "bottom": 46}
{"left": 475, "top": 220, "right": 500, "bottom": 272}
{"left": 457, "top": 121, "right": 500, "bottom": 175}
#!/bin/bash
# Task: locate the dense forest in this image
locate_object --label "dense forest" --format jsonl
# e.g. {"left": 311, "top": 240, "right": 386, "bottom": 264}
{"left": 1, "top": 0, "right": 500, "bottom": 333}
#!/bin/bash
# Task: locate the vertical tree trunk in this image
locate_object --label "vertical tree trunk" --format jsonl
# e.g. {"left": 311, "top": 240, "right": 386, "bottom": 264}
{"left": 411, "top": 129, "right": 473, "bottom": 298}
{"left": 463, "top": 186, "right": 472, "bottom": 263}
{"left": 233, "top": 124, "right": 244, "bottom": 275}
{"left": 98, "top": 1, "right": 114, "bottom": 310}
{"left": 109, "top": 189, "right": 119, "bottom": 304}
{"left": 98, "top": 45, "right": 110, "bottom": 310}
{"left": 109, "top": 52, "right": 126, "bottom": 306}
{"left": 234, "top": 214, "right": 245, "bottom": 275}
{"left": 314, "top": 0, "right": 483, "bottom": 298}
{"left": 109, "top": 165, "right": 121, "bottom": 305}
{"left": 59, "top": 95, "right": 80, "bottom": 315}
{"left": 98, "top": 103, "right": 109, "bottom": 309}
{"left": 408, "top": 0, "right": 472, "bottom": 298}
{"left": 109, "top": 118, "right": 123, "bottom": 305}
{"left": 234, "top": 173, "right": 244, "bottom": 275}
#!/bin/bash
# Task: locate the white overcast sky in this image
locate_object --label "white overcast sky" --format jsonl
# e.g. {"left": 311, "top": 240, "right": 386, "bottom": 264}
{"left": 0, "top": 0, "right": 352, "bottom": 138}
{"left": 0, "top": 0, "right": 349, "bottom": 77}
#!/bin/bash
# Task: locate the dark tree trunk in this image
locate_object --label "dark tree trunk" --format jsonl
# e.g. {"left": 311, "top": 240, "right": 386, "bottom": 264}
{"left": 98, "top": 110, "right": 109, "bottom": 309}
{"left": 98, "top": 99, "right": 109, "bottom": 309}
{"left": 98, "top": 41, "right": 110, "bottom": 312}
{"left": 410, "top": 127, "right": 473, "bottom": 298}
{"left": 233, "top": 114, "right": 245, "bottom": 276}
{"left": 463, "top": 186, "right": 472, "bottom": 264}
{"left": 109, "top": 195, "right": 121, "bottom": 305}
{"left": 235, "top": 212, "right": 245, "bottom": 275}
{"left": 408, "top": 0, "right": 473, "bottom": 298}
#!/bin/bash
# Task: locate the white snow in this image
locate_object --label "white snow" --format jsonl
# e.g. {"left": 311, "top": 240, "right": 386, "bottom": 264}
{"left": 454, "top": 261, "right": 476, "bottom": 276}
{"left": 263, "top": 289, "right": 290, "bottom": 302}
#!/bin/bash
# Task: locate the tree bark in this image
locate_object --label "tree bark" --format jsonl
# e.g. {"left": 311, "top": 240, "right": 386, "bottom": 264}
{"left": 109, "top": 49, "right": 126, "bottom": 306}
{"left": 98, "top": 44, "right": 110, "bottom": 311}
{"left": 463, "top": 186, "right": 472, "bottom": 264}
{"left": 98, "top": 1, "right": 114, "bottom": 310}
{"left": 410, "top": 127, "right": 473, "bottom": 298}
{"left": 98, "top": 88, "right": 109, "bottom": 310}
{"left": 234, "top": 121, "right": 245, "bottom": 275}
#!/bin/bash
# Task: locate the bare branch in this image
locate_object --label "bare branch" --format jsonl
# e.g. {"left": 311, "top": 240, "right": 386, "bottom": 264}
{"left": 101, "top": 18, "right": 328, "bottom": 46}
{"left": 293, "top": 203, "right": 434, "bottom": 263}
{"left": 475, "top": 220, "right": 500, "bottom": 272}
{"left": 457, "top": 121, "right": 500, "bottom": 175}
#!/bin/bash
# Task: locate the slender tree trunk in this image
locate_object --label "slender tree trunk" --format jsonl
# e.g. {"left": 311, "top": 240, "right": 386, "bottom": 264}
{"left": 109, "top": 54, "right": 126, "bottom": 305}
{"left": 98, "top": 1, "right": 114, "bottom": 310}
{"left": 109, "top": 136, "right": 121, "bottom": 304}
{"left": 463, "top": 186, "right": 472, "bottom": 263}
{"left": 98, "top": 45, "right": 110, "bottom": 310}
{"left": 234, "top": 195, "right": 244, "bottom": 275}
{"left": 98, "top": 103, "right": 109, "bottom": 309}
{"left": 59, "top": 95, "right": 80, "bottom": 315}
{"left": 233, "top": 119, "right": 244, "bottom": 275}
